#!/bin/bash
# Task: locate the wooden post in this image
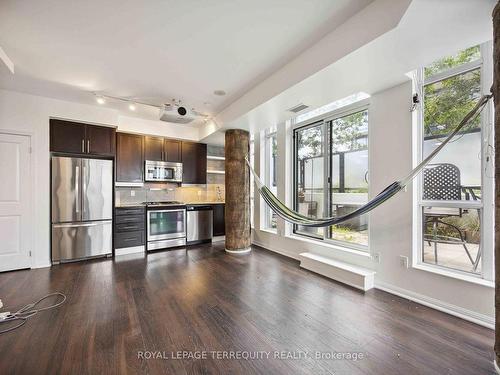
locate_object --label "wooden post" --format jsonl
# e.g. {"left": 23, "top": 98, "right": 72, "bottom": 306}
{"left": 494, "top": 1, "right": 500, "bottom": 372}
{"left": 224, "top": 129, "right": 251, "bottom": 253}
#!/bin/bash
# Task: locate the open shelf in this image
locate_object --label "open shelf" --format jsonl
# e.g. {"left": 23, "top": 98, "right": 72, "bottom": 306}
{"left": 207, "top": 155, "right": 225, "bottom": 161}
{"left": 207, "top": 170, "right": 225, "bottom": 174}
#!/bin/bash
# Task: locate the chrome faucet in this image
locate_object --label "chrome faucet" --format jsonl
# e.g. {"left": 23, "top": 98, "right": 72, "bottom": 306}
{"left": 216, "top": 186, "right": 223, "bottom": 202}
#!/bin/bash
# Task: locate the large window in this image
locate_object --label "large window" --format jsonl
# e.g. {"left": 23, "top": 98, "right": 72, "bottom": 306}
{"left": 263, "top": 129, "right": 278, "bottom": 231}
{"left": 328, "top": 111, "right": 369, "bottom": 246}
{"left": 415, "top": 43, "right": 493, "bottom": 279}
{"left": 293, "top": 105, "right": 369, "bottom": 250}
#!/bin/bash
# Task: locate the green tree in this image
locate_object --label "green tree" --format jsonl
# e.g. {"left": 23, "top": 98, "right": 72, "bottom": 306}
{"left": 423, "top": 45, "right": 481, "bottom": 137}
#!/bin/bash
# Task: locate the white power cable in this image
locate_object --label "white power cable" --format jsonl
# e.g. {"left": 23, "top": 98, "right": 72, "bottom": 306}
{"left": 0, "top": 292, "right": 66, "bottom": 334}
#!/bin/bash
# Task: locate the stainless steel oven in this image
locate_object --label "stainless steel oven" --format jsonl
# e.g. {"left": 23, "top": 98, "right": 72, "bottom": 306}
{"left": 145, "top": 160, "right": 182, "bottom": 182}
{"left": 146, "top": 205, "right": 186, "bottom": 251}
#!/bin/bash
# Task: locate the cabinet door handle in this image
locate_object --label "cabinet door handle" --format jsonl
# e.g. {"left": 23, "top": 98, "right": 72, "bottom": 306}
{"left": 87, "top": 140, "right": 90, "bottom": 153}
{"left": 81, "top": 139, "right": 85, "bottom": 153}
{"left": 123, "top": 238, "right": 137, "bottom": 242}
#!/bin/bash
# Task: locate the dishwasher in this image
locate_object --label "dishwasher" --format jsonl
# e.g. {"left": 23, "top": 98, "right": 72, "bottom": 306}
{"left": 186, "top": 205, "right": 213, "bottom": 245}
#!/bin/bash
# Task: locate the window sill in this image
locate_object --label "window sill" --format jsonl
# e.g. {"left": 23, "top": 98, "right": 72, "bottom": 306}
{"left": 412, "top": 263, "right": 494, "bottom": 288}
{"left": 287, "top": 234, "right": 371, "bottom": 259}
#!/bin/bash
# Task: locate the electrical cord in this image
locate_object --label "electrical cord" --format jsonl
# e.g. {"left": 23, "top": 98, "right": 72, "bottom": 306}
{"left": 0, "top": 292, "right": 66, "bottom": 334}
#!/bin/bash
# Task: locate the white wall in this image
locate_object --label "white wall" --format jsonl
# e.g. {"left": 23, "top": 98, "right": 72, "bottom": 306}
{"left": 252, "top": 81, "right": 494, "bottom": 326}
{"left": 0, "top": 89, "right": 200, "bottom": 268}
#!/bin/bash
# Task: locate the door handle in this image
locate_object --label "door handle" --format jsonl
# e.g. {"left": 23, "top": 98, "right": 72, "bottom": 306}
{"left": 82, "top": 164, "right": 86, "bottom": 213}
{"left": 87, "top": 140, "right": 90, "bottom": 153}
{"left": 75, "top": 165, "right": 80, "bottom": 213}
{"left": 53, "top": 220, "right": 112, "bottom": 228}
{"left": 81, "top": 139, "right": 85, "bottom": 153}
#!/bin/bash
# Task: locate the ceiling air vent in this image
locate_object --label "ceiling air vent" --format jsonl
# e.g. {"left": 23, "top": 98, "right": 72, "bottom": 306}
{"left": 287, "top": 103, "right": 309, "bottom": 113}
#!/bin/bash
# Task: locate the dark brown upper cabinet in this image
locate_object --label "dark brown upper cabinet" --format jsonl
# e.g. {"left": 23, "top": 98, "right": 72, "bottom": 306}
{"left": 50, "top": 120, "right": 86, "bottom": 154}
{"left": 116, "top": 133, "right": 144, "bottom": 182}
{"left": 86, "top": 125, "right": 116, "bottom": 156}
{"left": 144, "top": 136, "right": 182, "bottom": 163}
{"left": 50, "top": 119, "right": 115, "bottom": 156}
{"left": 164, "top": 139, "right": 182, "bottom": 162}
{"left": 181, "top": 142, "right": 207, "bottom": 184}
{"left": 144, "top": 136, "right": 164, "bottom": 161}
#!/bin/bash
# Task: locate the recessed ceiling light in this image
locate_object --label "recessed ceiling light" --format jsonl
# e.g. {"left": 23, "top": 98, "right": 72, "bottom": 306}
{"left": 96, "top": 96, "right": 105, "bottom": 105}
{"left": 213, "top": 90, "right": 226, "bottom": 96}
{"left": 129, "top": 103, "right": 136, "bottom": 111}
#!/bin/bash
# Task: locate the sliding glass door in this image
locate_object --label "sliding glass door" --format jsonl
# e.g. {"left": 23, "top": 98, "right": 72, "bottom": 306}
{"left": 293, "top": 108, "right": 369, "bottom": 251}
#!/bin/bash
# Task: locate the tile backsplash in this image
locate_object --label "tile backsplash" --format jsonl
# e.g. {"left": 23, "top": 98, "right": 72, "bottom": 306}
{"left": 116, "top": 145, "right": 226, "bottom": 205}
{"left": 116, "top": 183, "right": 225, "bottom": 205}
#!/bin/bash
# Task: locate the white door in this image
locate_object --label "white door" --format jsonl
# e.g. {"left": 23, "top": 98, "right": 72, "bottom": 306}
{"left": 0, "top": 133, "right": 31, "bottom": 271}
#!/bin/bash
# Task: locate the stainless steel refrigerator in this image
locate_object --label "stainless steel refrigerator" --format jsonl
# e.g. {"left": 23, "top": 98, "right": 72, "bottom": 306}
{"left": 51, "top": 156, "right": 113, "bottom": 263}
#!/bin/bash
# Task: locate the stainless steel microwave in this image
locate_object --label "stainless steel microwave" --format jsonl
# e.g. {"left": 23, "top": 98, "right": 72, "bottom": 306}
{"left": 145, "top": 160, "right": 183, "bottom": 182}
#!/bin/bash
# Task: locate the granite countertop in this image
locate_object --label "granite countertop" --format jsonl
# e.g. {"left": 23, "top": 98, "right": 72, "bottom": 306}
{"left": 185, "top": 201, "right": 225, "bottom": 205}
{"left": 115, "top": 201, "right": 224, "bottom": 208}
{"left": 114, "top": 202, "right": 147, "bottom": 208}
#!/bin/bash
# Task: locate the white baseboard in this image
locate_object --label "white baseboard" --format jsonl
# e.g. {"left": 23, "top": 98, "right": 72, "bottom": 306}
{"left": 252, "top": 240, "right": 299, "bottom": 260}
{"left": 32, "top": 262, "right": 52, "bottom": 269}
{"left": 375, "top": 280, "right": 494, "bottom": 329}
{"left": 225, "top": 247, "right": 251, "bottom": 254}
{"left": 115, "top": 246, "right": 145, "bottom": 256}
{"left": 253, "top": 241, "right": 494, "bottom": 330}
{"left": 212, "top": 235, "right": 225, "bottom": 243}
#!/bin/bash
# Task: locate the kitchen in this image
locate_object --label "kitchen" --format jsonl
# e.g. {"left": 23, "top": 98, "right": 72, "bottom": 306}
{"left": 50, "top": 118, "right": 226, "bottom": 263}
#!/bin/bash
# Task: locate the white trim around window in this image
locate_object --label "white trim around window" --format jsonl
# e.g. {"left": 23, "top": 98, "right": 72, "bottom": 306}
{"left": 291, "top": 98, "right": 371, "bottom": 254}
{"left": 412, "top": 41, "right": 494, "bottom": 282}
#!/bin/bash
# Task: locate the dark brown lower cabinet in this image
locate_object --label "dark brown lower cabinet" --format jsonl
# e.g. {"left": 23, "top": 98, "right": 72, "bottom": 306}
{"left": 212, "top": 204, "right": 225, "bottom": 236}
{"left": 114, "top": 207, "right": 145, "bottom": 248}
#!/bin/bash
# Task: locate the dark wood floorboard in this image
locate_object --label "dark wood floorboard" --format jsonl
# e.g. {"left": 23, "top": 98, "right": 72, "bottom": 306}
{"left": 0, "top": 243, "right": 495, "bottom": 375}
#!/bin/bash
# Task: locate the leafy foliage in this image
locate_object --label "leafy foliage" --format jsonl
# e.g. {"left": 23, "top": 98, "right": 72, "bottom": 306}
{"left": 423, "top": 45, "right": 481, "bottom": 137}
{"left": 331, "top": 111, "right": 368, "bottom": 153}
{"left": 424, "top": 45, "right": 480, "bottom": 78}
{"left": 297, "top": 125, "right": 323, "bottom": 160}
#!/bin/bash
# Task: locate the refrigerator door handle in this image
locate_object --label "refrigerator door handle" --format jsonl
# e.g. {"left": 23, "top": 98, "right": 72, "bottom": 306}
{"left": 75, "top": 165, "right": 80, "bottom": 213}
{"left": 53, "top": 220, "right": 112, "bottom": 228}
{"left": 82, "top": 163, "right": 86, "bottom": 214}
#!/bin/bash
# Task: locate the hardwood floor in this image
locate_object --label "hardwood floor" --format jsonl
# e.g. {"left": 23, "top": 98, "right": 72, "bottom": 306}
{"left": 0, "top": 243, "right": 494, "bottom": 374}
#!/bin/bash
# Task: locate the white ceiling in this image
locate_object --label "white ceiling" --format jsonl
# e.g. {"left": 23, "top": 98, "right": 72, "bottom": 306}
{"left": 212, "top": 0, "right": 496, "bottom": 135}
{"left": 0, "top": 0, "right": 372, "bottom": 122}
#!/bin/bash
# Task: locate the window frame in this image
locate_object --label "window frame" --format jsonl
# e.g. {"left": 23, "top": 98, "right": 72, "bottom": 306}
{"left": 249, "top": 135, "right": 255, "bottom": 229}
{"left": 413, "top": 42, "right": 494, "bottom": 281}
{"left": 263, "top": 128, "right": 278, "bottom": 232}
{"left": 292, "top": 99, "right": 371, "bottom": 252}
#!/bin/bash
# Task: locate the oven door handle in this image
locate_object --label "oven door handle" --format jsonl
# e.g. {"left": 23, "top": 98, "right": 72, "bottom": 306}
{"left": 148, "top": 208, "right": 186, "bottom": 213}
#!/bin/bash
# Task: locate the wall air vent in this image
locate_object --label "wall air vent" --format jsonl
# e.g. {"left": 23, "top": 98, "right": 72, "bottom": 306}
{"left": 287, "top": 103, "right": 309, "bottom": 113}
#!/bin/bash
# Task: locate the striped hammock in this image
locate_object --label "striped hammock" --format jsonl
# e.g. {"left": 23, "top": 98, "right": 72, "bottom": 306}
{"left": 246, "top": 94, "right": 492, "bottom": 227}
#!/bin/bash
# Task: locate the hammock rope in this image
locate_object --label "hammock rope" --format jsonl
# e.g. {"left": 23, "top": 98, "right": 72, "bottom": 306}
{"left": 246, "top": 94, "right": 492, "bottom": 227}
